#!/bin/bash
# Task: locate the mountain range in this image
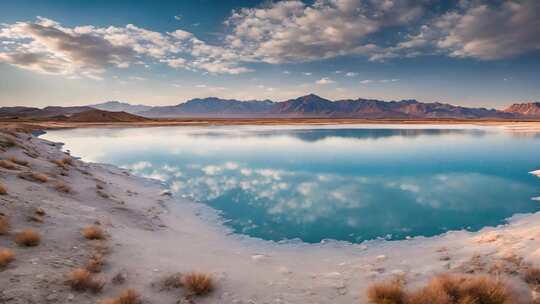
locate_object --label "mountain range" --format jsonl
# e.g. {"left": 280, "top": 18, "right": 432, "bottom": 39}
{"left": 1, "top": 95, "right": 539, "bottom": 120}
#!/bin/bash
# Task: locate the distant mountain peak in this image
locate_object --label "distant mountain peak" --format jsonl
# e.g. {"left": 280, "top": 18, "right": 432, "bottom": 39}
{"left": 504, "top": 102, "right": 540, "bottom": 117}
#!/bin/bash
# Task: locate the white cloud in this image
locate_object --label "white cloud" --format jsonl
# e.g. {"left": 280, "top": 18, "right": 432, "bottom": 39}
{"left": 224, "top": 0, "right": 425, "bottom": 64}
{"left": 315, "top": 77, "right": 335, "bottom": 85}
{"left": 174, "top": 15, "right": 182, "bottom": 21}
{"left": 345, "top": 72, "right": 358, "bottom": 77}
{"left": 359, "top": 79, "right": 399, "bottom": 84}
{"left": 396, "top": 0, "right": 540, "bottom": 60}
{"left": 0, "top": 17, "right": 251, "bottom": 77}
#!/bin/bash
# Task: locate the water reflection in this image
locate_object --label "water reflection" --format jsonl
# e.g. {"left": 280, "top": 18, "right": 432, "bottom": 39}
{"left": 43, "top": 126, "right": 540, "bottom": 243}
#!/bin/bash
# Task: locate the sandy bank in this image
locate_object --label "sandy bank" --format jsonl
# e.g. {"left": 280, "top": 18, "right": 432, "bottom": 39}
{"left": 0, "top": 128, "right": 539, "bottom": 303}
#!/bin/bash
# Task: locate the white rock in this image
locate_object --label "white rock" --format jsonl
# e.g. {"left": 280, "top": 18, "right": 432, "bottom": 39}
{"left": 251, "top": 254, "right": 267, "bottom": 262}
{"left": 323, "top": 271, "right": 341, "bottom": 278}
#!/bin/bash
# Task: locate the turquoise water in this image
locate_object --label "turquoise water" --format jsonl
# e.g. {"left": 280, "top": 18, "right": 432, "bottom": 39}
{"left": 43, "top": 126, "right": 540, "bottom": 243}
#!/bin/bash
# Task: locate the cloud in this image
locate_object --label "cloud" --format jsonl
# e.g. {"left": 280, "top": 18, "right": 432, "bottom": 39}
{"left": 0, "top": 17, "right": 250, "bottom": 77}
{"left": 174, "top": 15, "right": 182, "bottom": 21}
{"left": 1, "top": 1, "right": 537, "bottom": 79}
{"left": 224, "top": 0, "right": 425, "bottom": 64}
{"left": 359, "top": 79, "right": 398, "bottom": 84}
{"left": 315, "top": 77, "right": 335, "bottom": 85}
{"left": 396, "top": 0, "right": 540, "bottom": 60}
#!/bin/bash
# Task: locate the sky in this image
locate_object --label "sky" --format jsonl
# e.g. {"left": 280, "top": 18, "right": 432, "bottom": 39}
{"left": 0, "top": 0, "right": 539, "bottom": 109}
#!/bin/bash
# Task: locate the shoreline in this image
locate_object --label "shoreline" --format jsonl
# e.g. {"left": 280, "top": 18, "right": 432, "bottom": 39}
{"left": 1, "top": 126, "right": 540, "bottom": 303}
{"left": 2, "top": 118, "right": 540, "bottom": 132}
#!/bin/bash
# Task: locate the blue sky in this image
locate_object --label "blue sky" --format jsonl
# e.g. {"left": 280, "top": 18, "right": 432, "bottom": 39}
{"left": 0, "top": 0, "right": 539, "bottom": 108}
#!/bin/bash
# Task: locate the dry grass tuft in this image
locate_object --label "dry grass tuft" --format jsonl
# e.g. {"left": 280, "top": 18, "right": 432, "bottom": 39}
{"left": 61, "top": 156, "right": 74, "bottom": 166}
{"left": 8, "top": 156, "right": 28, "bottom": 167}
{"left": 525, "top": 267, "right": 540, "bottom": 287}
{"left": 52, "top": 157, "right": 73, "bottom": 169}
{"left": 0, "top": 183, "right": 7, "bottom": 195}
{"left": 100, "top": 289, "right": 141, "bottom": 304}
{"left": 54, "top": 181, "right": 72, "bottom": 193}
{"left": 0, "top": 160, "right": 17, "bottom": 170}
{"left": 66, "top": 268, "right": 105, "bottom": 292}
{"left": 86, "top": 254, "right": 105, "bottom": 273}
{"left": 14, "top": 228, "right": 41, "bottom": 247}
{"left": 409, "top": 274, "right": 510, "bottom": 304}
{"left": 367, "top": 279, "right": 406, "bottom": 304}
{"left": 31, "top": 172, "right": 48, "bottom": 183}
{"left": 0, "top": 248, "right": 15, "bottom": 268}
{"left": 367, "top": 274, "right": 512, "bottom": 304}
{"left": 183, "top": 272, "right": 215, "bottom": 296}
{"left": 160, "top": 273, "right": 183, "bottom": 290}
{"left": 0, "top": 216, "right": 10, "bottom": 235}
{"left": 82, "top": 225, "right": 106, "bottom": 240}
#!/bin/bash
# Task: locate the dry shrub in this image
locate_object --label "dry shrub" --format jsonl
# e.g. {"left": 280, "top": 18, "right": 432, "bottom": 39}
{"left": 0, "top": 248, "right": 15, "bottom": 268}
{"left": 31, "top": 172, "right": 48, "bottom": 183}
{"left": 367, "top": 274, "right": 512, "bottom": 304}
{"left": 160, "top": 272, "right": 183, "bottom": 290}
{"left": 35, "top": 208, "right": 46, "bottom": 216}
{"left": 86, "top": 254, "right": 105, "bottom": 273}
{"left": 82, "top": 225, "right": 106, "bottom": 240}
{"left": 14, "top": 228, "right": 41, "bottom": 247}
{"left": 66, "top": 268, "right": 105, "bottom": 292}
{"left": 54, "top": 181, "right": 71, "bottom": 193}
{"left": 0, "top": 160, "right": 17, "bottom": 170}
{"left": 0, "top": 183, "right": 7, "bottom": 195}
{"left": 8, "top": 156, "right": 28, "bottom": 166}
{"left": 183, "top": 272, "right": 214, "bottom": 296}
{"left": 0, "top": 216, "right": 9, "bottom": 235}
{"left": 525, "top": 267, "right": 540, "bottom": 287}
{"left": 367, "top": 279, "right": 407, "bottom": 304}
{"left": 100, "top": 289, "right": 141, "bottom": 304}
{"left": 52, "top": 157, "right": 73, "bottom": 168}
{"left": 62, "top": 156, "right": 73, "bottom": 166}
{"left": 409, "top": 274, "right": 510, "bottom": 304}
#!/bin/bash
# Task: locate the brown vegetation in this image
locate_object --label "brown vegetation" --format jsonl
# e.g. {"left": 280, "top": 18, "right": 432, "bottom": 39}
{"left": 66, "top": 268, "right": 105, "bottom": 292}
{"left": 367, "top": 274, "right": 512, "bottom": 304}
{"left": 367, "top": 279, "right": 406, "bottom": 304}
{"left": 86, "top": 254, "right": 105, "bottom": 273}
{"left": 82, "top": 225, "right": 106, "bottom": 240}
{"left": 160, "top": 273, "right": 183, "bottom": 290}
{"left": 54, "top": 181, "right": 72, "bottom": 193}
{"left": 100, "top": 289, "right": 141, "bottom": 304}
{"left": 0, "top": 216, "right": 10, "bottom": 235}
{"left": 35, "top": 208, "right": 46, "bottom": 216}
{"left": 0, "top": 248, "right": 15, "bottom": 268}
{"left": 32, "top": 172, "right": 49, "bottom": 183}
{"left": 8, "top": 156, "right": 28, "bottom": 166}
{"left": 0, "top": 183, "right": 6, "bottom": 195}
{"left": 0, "top": 160, "right": 17, "bottom": 170}
{"left": 52, "top": 156, "right": 73, "bottom": 169}
{"left": 14, "top": 228, "right": 41, "bottom": 247}
{"left": 183, "top": 272, "right": 215, "bottom": 296}
{"left": 525, "top": 267, "right": 540, "bottom": 288}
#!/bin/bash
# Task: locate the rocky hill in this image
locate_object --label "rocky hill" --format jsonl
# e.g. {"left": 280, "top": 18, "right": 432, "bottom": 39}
{"left": 504, "top": 102, "right": 540, "bottom": 117}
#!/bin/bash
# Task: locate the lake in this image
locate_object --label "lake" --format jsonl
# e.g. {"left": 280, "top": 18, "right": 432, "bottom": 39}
{"left": 42, "top": 125, "right": 540, "bottom": 243}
